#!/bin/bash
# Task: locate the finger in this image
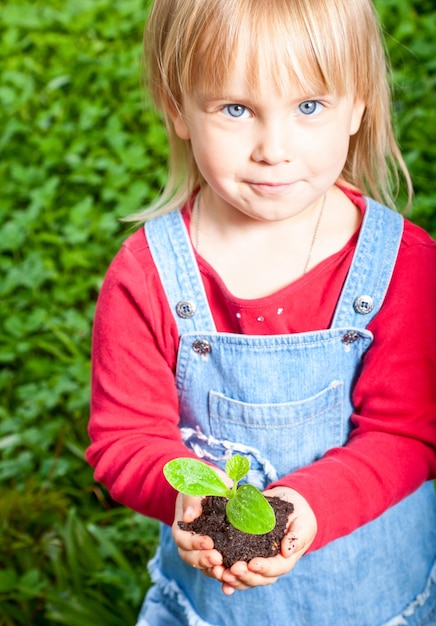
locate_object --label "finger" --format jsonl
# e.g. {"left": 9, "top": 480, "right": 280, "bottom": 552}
{"left": 174, "top": 494, "right": 203, "bottom": 524}
{"left": 225, "top": 546, "right": 300, "bottom": 587}
{"left": 220, "top": 560, "right": 279, "bottom": 590}
{"left": 173, "top": 494, "right": 214, "bottom": 551}
{"left": 222, "top": 582, "right": 237, "bottom": 595}
{"left": 239, "top": 558, "right": 282, "bottom": 586}
{"left": 178, "top": 546, "right": 223, "bottom": 570}
{"left": 243, "top": 531, "right": 305, "bottom": 581}
{"left": 173, "top": 523, "right": 214, "bottom": 551}
{"left": 210, "top": 563, "right": 251, "bottom": 593}
{"left": 280, "top": 516, "right": 316, "bottom": 563}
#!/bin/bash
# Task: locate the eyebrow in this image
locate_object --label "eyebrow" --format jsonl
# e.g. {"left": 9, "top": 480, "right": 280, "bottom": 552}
{"left": 195, "top": 90, "right": 335, "bottom": 109}
{"left": 194, "top": 92, "right": 245, "bottom": 105}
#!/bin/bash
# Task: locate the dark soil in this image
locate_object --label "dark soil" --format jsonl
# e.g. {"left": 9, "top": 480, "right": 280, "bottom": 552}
{"left": 178, "top": 495, "right": 295, "bottom": 569}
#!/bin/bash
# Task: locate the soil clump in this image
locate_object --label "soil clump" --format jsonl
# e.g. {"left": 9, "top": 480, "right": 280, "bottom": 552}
{"left": 179, "top": 495, "right": 295, "bottom": 569}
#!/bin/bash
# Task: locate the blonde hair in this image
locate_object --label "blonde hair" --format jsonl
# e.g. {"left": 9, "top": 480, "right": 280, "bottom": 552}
{"left": 130, "top": 0, "right": 411, "bottom": 221}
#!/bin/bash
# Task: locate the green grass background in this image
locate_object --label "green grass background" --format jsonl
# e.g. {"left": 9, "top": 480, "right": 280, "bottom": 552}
{"left": 0, "top": 1, "right": 435, "bottom": 624}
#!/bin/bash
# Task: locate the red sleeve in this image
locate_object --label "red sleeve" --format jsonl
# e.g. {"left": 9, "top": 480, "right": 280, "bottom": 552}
{"left": 271, "top": 224, "right": 436, "bottom": 550}
{"left": 86, "top": 230, "right": 196, "bottom": 526}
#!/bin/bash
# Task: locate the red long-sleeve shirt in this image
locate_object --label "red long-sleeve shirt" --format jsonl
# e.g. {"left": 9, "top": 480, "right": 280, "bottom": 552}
{"left": 86, "top": 190, "right": 436, "bottom": 551}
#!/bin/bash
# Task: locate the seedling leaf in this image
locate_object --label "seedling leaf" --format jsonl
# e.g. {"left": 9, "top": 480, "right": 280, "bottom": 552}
{"left": 225, "top": 455, "right": 249, "bottom": 483}
{"left": 226, "top": 484, "right": 276, "bottom": 534}
{"left": 163, "top": 458, "right": 231, "bottom": 498}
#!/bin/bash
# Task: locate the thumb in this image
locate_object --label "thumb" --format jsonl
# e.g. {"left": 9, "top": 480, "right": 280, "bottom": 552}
{"left": 176, "top": 493, "right": 203, "bottom": 523}
{"left": 280, "top": 514, "right": 317, "bottom": 561}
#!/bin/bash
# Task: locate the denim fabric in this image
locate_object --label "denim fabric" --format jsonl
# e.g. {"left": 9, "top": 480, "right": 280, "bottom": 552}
{"left": 137, "top": 199, "right": 436, "bottom": 626}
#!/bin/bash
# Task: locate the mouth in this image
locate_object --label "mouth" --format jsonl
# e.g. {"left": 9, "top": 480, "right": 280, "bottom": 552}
{"left": 247, "top": 181, "right": 294, "bottom": 196}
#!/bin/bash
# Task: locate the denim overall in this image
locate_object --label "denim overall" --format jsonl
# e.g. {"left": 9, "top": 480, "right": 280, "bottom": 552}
{"left": 137, "top": 198, "right": 436, "bottom": 626}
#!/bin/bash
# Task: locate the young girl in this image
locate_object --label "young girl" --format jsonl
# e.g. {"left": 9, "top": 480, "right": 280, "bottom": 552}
{"left": 86, "top": 0, "right": 436, "bottom": 624}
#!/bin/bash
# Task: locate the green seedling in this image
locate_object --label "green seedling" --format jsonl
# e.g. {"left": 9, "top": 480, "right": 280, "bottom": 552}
{"left": 163, "top": 454, "right": 276, "bottom": 535}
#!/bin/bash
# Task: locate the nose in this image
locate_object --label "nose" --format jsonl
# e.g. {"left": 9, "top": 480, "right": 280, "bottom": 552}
{"left": 251, "top": 118, "right": 292, "bottom": 165}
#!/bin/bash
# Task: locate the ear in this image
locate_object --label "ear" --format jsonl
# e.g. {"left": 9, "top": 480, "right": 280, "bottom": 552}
{"left": 349, "top": 99, "right": 366, "bottom": 136}
{"left": 167, "top": 102, "right": 191, "bottom": 140}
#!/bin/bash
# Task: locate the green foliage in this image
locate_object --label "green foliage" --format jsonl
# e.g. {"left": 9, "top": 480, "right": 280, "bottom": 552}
{"left": 375, "top": 0, "right": 436, "bottom": 234}
{"left": 0, "top": 0, "right": 434, "bottom": 623}
{"left": 1, "top": 498, "right": 158, "bottom": 625}
{"left": 164, "top": 456, "right": 276, "bottom": 534}
{"left": 0, "top": 0, "right": 162, "bottom": 623}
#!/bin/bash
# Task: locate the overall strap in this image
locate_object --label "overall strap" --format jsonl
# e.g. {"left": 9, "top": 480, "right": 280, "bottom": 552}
{"left": 331, "top": 198, "right": 404, "bottom": 329}
{"left": 145, "top": 210, "right": 216, "bottom": 333}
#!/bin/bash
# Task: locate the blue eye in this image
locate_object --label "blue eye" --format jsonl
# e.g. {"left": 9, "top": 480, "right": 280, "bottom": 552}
{"left": 223, "top": 104, "right": 249, "bottom": 118}
{"left": 298, "top": 100, "right": 322, "bottom": 115}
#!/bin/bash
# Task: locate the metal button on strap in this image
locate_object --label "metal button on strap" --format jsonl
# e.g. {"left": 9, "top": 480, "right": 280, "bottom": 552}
{"left": 192, "top": 339, "right": 211, "bottom": 355}
{"left": 175, "top": 300, "right": 196, "bottom": 319}
{"left": 342, "top": 331, "right": 360, "bottom": 345}
{"left": 353, "top": 295, "right": 374, "bottom": 315}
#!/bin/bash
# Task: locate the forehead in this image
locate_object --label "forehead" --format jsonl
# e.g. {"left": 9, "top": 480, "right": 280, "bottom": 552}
{"left": 194, "top": 44, "right": 326, "bottom": 102}
{"left": 181, "top": 2, "right": 354, "bottom": 99}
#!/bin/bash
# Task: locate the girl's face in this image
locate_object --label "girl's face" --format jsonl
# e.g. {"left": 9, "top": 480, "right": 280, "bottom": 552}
{"left": 171, "top": 53, "right": 365, "bottom": 225}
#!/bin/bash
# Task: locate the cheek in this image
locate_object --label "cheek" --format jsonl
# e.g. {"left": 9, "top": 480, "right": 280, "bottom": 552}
{"left": 192, "top": 133, "right": 239, "bottom": 176}
{"left": 190, "top": 141, "right": 225, "bottom": 185}
{"left": 303, "top": 129, "right": 351, "bottom": 178}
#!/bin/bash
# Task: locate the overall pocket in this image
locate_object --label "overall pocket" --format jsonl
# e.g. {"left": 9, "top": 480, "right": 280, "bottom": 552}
{"left": 208, "top": 380, "right": 345, "bottom": 487}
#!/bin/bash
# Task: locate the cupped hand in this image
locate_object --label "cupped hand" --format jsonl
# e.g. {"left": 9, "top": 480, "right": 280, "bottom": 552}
{"left": 172, "top": 491, "right": 224, "bottom": 571}
{"left": 172, "top": 464, "right": 232, "bottom": 573}
{"left": 213, "top": 487, "right": 318, "bottom": 595}
{"left": 172, "top": 480, "right": 317, "bottom": 595}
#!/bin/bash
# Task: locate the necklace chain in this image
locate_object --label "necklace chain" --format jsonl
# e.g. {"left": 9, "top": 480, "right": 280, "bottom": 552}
{"left": 302, "top": 192, "right": 327, "bottom": 274}
{"left": 194, "top": 193, "right": 202, "bottom": 254}
{"left": 193, "top": 192, "right": 327, "bottom": 275}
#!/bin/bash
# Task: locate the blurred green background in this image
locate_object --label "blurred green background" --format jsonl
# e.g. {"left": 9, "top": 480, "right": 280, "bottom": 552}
{"left": 0, "top": 1, "right": 435, "bottom": 624}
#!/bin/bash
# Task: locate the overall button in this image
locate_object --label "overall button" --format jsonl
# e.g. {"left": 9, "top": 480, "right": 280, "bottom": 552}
{"left": 176, "top": 300, "right": 196, "bottom": 318}
{"left": 353, "top": 295, "right": 374, "bottom": 315}
{"left": 342, "top": 331, "right": 360, "bottom": 345}
{"left": 192, "top": 339, "right": 212, "bottom": 355}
